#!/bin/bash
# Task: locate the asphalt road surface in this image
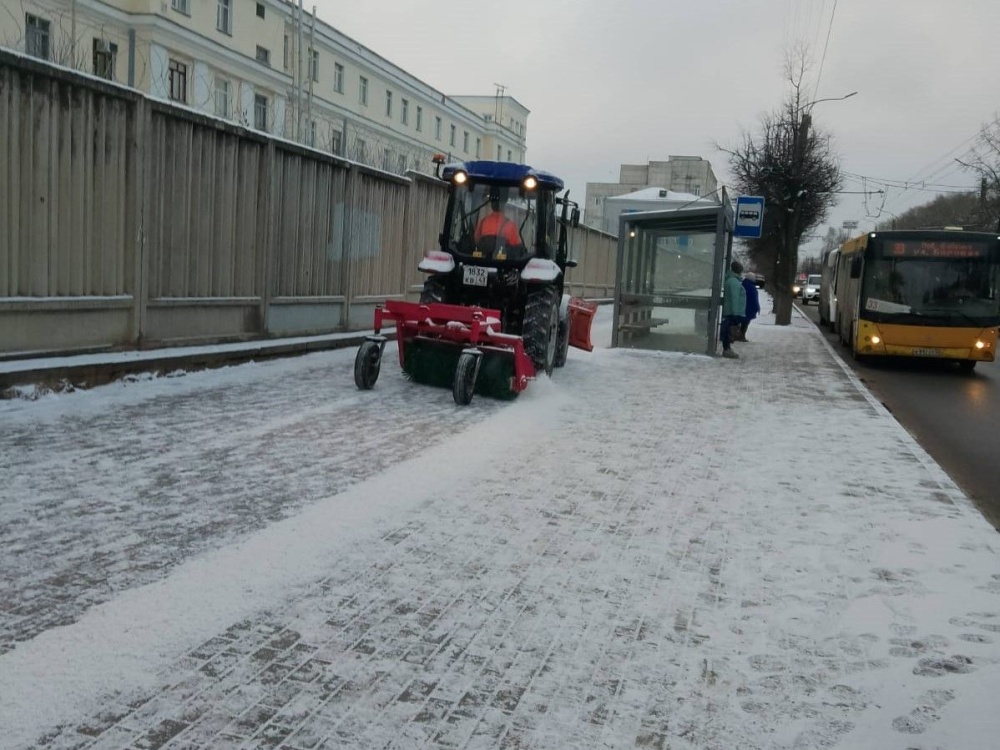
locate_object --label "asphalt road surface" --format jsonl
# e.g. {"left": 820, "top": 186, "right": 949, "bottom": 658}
{"left": 795, "top": 299, "right": 1000, "bottom": 530}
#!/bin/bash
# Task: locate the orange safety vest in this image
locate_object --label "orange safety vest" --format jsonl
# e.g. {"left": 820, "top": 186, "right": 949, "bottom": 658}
{"left": 475, "top": 212, "right": 521, "bottom": 246}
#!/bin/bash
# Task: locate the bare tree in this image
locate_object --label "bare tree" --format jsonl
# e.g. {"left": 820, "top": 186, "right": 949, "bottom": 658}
{"left": 720, "top": 54, "right": 842, "bottom": 325}
{"left": 956, "top": 116, "right": 1000, "bottom": 230}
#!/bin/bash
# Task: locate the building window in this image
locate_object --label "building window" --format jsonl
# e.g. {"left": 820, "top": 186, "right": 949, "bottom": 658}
{"left": 168, "top": 59, "right": 187, "bottom": 103}
{"left": 484, "top": 114, "right": 493, "bottom": 122}
{"left": 214, "top": 77, "right": 230, "bottom": 118}
{"left": 308, "top": 49, "right": 318, "bottom": 82}
{"left": 462, "top": 131, "right": 469, "bottom": 153}
{"left": 331, "top": 129, "right": 342, "bottom": 155}
{"left": 401, "top": 98, "right": 408, "bottom": 125}
{"left": 449, "top": 124, "right": 456, "bottom": 147}
{"left": 255, "top": 45, "right": 270, "bottom": 66}
{"left": 355, "top": 138, "right": 367, "bottom": 162}
{"left": 283, "top": 35, "right": 289, "bottom": 70}
{"left": 333, "top": 62, "right": 344, "bottom": 93}
{"left": 256, "top": 2, "right": 265, "bottom": 18}
{"left": 382, "top": 149, "right": 393, "bottom": 171}
{"left": 385, "top": 90, "right": 392, "bottom": 117}
{"left": 92, "top": 39, "right": 117, "bottom": 80}
{"left": 497, "top": 145, "right": 501, "bottom": 160}
{"left": 359, "top": 76, "right": 368, "bottom": 105}
{"left": 305, "top": 120, "right": 316, "bottom": 147}
{"left": 171, "top": 0, "right": 190, "bottom": 14}
{"left": 398, "top": 154, "right": 407, "bottom": 173}
{"left": 507, "top": 149, "right": 512, "bottom": 161}
{"left": 25, "top": 14, "right": 50, "bottom": 60}
{"left": 416, "top": 106, "right": 423, "bottom": 132}
{"left": 434, "top": 116, "right": 441, "bottom": 141}
{"left": 475, "top": 137, "right": 481, "bottom": 159}
{"left": 254, "top": 94, "right": 268, "bottom": 131}
{"left": 217, "top": 0, "right": 232, "bottom": 35}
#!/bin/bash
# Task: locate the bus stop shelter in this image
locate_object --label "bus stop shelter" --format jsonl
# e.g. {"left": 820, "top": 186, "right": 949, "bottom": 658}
{"left": 611, "top": 198, "right": 735, "bottom": 356}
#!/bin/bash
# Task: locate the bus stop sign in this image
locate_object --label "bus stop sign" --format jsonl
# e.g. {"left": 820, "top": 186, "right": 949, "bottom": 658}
{"left": 735, "top": 196, "right": 765, "bottom": 238}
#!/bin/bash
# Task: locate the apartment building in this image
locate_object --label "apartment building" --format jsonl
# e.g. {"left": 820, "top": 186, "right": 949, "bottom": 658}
{"left": 1, "top": 0, "right": 527, "bottom": 175}
{"left": 585, "top": 156, "right": 719, "bottom": 229}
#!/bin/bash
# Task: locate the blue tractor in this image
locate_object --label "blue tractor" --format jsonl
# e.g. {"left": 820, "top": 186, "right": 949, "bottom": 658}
{"left": 417, "top": 156, "right": 585, "bottom": 375}
{"left": 354, "top": 157, "right": 595, "bottom": 405}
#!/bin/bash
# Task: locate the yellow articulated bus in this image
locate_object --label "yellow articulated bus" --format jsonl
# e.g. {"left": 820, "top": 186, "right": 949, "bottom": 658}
{"left": 834, "top": 229, "right": 1000, "bottom": 372}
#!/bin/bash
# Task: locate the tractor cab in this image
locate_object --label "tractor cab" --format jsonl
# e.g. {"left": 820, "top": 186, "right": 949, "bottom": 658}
{"left": 437, "top": 159, "right": 578, "bottom": 269}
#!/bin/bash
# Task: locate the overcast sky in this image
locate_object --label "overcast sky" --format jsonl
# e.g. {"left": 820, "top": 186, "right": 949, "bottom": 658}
{"left": 316, "top": 0, "right": 1000, "bottom": 256}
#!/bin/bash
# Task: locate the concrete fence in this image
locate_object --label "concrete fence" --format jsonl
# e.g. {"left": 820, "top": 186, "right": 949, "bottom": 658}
{"left": 0, "top": 51, "right": 616, "bottom": 358}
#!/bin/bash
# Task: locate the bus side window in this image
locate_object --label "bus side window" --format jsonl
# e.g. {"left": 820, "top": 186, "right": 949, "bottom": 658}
{"left": 850, "top": 256, "right": 863, "bottom": 279}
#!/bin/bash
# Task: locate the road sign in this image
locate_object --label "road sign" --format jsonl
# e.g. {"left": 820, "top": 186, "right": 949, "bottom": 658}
{"left": 734, "top": 196, "right": 765, "bottom": 238}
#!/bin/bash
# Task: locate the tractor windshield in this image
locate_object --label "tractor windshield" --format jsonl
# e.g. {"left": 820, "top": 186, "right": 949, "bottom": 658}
{"left": 448, "top": 183, "right": 538, "bottom": 262}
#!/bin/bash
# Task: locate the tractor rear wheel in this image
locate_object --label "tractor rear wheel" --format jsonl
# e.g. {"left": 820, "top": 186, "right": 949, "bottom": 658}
{"left": 554, "top": 317, "right": 570, "bottom": 368}
{"left": 523, "top": 286, "right": 560, "bottom": 376}
{"left": 420, "top": 275, "right": 449, "bottom": 304}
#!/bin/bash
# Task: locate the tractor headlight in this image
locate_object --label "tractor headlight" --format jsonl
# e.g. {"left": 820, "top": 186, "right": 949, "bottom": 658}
{"left": 452, "top": 170, "right": 468, "bottom": 185}
{"left": 976, "top": 340, "right": 987, "bottom": 349}
{"left": 522, "top": 176, "right": 538, "bottom": 191}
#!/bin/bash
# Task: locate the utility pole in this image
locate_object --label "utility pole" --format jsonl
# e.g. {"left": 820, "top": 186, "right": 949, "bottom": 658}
{"left": 307, "top": 5, "right": 316, "bottom": 142}
{"left": 784, "top": 112, "right": 811, "bottom": 302}
{"left": 296, "top": 0, "right": 304, "bottom": 142}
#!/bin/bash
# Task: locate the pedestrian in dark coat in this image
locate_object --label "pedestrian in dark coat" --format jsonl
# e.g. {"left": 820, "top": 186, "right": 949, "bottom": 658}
{"left": 738, "top": 272, "right": 761, "bottom": 341}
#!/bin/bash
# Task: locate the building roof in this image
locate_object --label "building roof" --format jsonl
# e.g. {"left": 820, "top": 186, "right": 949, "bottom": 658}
{"left": 607, "top": 187, "right": 716, "bottom": 203}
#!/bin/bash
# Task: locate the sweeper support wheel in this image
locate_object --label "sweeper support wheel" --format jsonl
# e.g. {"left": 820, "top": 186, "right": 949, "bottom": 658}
{"left": 354, "top": 336, "right": 386, "bottom": 390}
{"left": 452, "top": 349, "right": 482, "bottom": 405}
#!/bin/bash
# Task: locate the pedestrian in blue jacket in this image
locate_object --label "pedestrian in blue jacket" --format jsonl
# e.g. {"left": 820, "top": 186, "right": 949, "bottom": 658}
{"left": 738, "top": 272, "right": 761, "bottom": 341}
{"left": 721, "top": 260, "right": 747, "bottom": 359}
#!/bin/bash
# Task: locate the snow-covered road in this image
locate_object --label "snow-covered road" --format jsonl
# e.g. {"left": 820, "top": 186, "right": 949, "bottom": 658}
{"left": 1, "top": 308, "right": 998, "bottom": 749}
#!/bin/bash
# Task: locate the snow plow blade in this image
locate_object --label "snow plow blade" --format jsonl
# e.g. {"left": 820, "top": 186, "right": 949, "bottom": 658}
{"left": 567, "top": 297, "right": 598, "bottom": 352}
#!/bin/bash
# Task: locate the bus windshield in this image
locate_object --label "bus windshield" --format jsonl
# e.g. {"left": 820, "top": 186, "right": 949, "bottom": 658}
{"left": 863, "top": 244, "right": 1000, "bottom": 325}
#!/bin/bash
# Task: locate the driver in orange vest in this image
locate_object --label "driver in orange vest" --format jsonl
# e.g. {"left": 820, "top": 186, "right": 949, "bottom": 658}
{"left": 474, "top": 192, "right": 522, "bottom": 254}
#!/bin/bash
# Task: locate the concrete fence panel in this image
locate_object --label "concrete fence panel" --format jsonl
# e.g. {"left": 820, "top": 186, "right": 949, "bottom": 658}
{"left": 143, "top": 107, "right": 269, "bottom": 344}
{"left": 0, "top": 57, "right": 139, "bottom": 352}
{"left": 267, "top": 146, "right": 350, "bottom": 335}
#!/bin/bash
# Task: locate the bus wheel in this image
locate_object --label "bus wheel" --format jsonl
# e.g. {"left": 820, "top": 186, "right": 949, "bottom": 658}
{"left": 958, "top": 360, "right": 977, "bottom": 374}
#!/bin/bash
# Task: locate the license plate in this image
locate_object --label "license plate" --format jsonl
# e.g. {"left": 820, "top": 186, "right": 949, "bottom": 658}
{"left": 913, "top": 348, "right": 941, "bottom": 356}
{"left": 463, "top": 266, "right": 489, "bottom": 287}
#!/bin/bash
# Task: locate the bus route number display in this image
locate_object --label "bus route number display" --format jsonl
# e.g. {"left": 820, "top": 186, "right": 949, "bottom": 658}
{"left": 885, "top": 240, "right": 987, "bottom": 259}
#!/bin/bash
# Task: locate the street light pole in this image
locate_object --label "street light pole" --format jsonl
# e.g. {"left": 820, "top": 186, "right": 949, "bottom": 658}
{"left": 782, "top": 91, "right": 856, "bottom": 316}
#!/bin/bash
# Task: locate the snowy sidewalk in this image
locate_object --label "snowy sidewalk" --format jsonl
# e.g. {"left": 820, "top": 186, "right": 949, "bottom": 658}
{"left": 1, "top": 308, "right": 998, "bottom": 749}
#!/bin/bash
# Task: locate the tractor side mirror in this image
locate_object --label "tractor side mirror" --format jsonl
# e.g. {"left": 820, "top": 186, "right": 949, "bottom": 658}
{"left": 850, "top": 256, "right": 862, "bottom": 279}
{"left": 571, "top": 208, "right": 580, "bottom": 228}
{"left": 565, "top": 259, "right": 578, "bottom": 269}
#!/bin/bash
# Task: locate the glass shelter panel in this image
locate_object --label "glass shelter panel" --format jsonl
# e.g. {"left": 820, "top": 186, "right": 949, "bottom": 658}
{"left": 612, "top": 204, "right": 732, "bottom": 356}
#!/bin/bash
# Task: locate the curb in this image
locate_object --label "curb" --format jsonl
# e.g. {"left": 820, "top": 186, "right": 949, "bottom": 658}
{"left": 0, "top": 333, "right": 397, "bottom": 395}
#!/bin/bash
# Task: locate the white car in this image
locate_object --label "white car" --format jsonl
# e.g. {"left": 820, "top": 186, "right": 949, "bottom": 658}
{"left": 801, "top": 274, "right": 821, "bottom": 304}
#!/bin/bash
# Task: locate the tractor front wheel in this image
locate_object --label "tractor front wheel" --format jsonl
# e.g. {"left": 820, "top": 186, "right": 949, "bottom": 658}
{"left": 420, "top": 275, "right": 449, "bottom": 304}
{"left": 523, "top": 286, "right": 560, "bottom": 377}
